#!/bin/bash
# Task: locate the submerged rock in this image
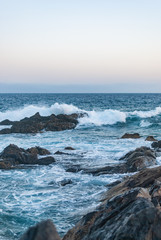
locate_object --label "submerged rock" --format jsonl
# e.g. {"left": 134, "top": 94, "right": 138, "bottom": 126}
{"left": 121, "top": 133, "right": 141, "bottom": 139}
{"left": 20, "top": 219, "right": 61, "bottom": 240}
{"left": 0, "top": 112, "right": 84, "bottom": 134}
{"left": 60, "top": 179, "right": 73, "bottom": 186}
{"left": 0, "top": 144, "right": 55, "bottom": 169}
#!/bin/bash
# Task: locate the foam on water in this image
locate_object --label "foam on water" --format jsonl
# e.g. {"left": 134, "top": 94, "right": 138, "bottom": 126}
{"left": 1, "top": 103, "right": 161, "bottom": 127}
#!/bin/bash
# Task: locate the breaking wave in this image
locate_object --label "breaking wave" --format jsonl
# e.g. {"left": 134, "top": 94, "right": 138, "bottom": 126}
{"left": 0, "top": 103, "right": 161, "bottom": 127}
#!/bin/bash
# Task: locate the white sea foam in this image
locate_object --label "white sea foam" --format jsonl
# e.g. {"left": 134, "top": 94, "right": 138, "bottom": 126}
{"left": 78, "top": 109, "right": 126, "bottom": 126}
{"left": 0, "top": 103, "right": 161, "bottom": 127}
{"left": 129, "top": 107, "right": 161, "bottom": 118}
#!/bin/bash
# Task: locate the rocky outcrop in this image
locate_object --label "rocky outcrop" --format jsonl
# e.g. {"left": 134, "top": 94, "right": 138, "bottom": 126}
{"left": 0, "top": 144, "right": 55, "bottom": 169}
{"left": 145, "top": 136, "right": 157, "bottom": 141}
{"left": 152, "top": 140, "right": 161, "bottom": 149}
{"left": 20, "top": 219, "right": 61, "bottom": 240}
{"left": 66, "top": 147, "right": 156, "bottom": 175}
{"left": 63, "top": 166, "right": 161, "bottom": 240}
{"left": 121, "top": 133, "right": 141, "bottom": 139}
{"left": 20, "top": 166, "right": 161, "bottom": 240}
{"left": 0, "top": 112, "right": 83, "bottom": 134}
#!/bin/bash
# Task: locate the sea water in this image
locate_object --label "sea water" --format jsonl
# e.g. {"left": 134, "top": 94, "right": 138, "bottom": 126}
{"left": 0, "top": 93, "right": 161, "bottom": 239}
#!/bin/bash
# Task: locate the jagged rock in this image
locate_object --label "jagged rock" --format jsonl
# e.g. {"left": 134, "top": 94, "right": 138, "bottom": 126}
{"left": 0, "top": 112, "right": 84, "bottom": 134}
{"left": 63, "top": 166, "right": 161, "bottom": 240}
{"left": 20, "top": 219, "right": 61, "bottom": 240}
{"left": 121, "top": 133, "right": 141, "bottom": 139}
{"left": 66, "top": 147, "right": 156, "bottom": 175}
{"left": 0, "top": 144, "right": 55, "bottom": 169}
{"left": 64, "top": 147, "right": 75, "bottom": 150}
{"left": 60, "top": 179, "right": 73, "bottom": 186}
{"left": 145, "top": 136, "right": 157, "bottom": 141}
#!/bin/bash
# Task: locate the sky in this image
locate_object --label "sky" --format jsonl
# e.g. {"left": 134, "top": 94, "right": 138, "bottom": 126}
{"left": 0, "top": 0, "right": 161, "bottom": 93}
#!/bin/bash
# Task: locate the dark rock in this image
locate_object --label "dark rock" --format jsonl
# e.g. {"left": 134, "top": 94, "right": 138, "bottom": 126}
{"left": 20, "top": 219, "right": 61, "bottom": 240}
{"left": 145, "top": 136, "right": 157, "bottom": 141}
{"left": 106, "top": 180, "right": 122, "bottom": 189}
{"left": 64, "top": 147, "right": 75, "bottom": 150}
{"left": 54, "top": 151, "right": 70, "bottom": 155}
{"left": 0, "top": 119, "right": 15, "bottom": 125}
{"left": 37, "top": 156, "right": 55, "bottom": 165}
{"left": 60, "top": 179, "right": 73, "bottom": 186}
{"left": 27, "top": 146, "right": 51, "bottom": 155}
{"left": 152, "top": 140, "right": 161, "bottom": 149}
{"left": 0, "top": 144, "right": 55, "bottom": 169}
{"left": 121, "top": 133, "right": 141, "bottom": 139}
{"left": 63, "top": 166, "right": 161, "bottom": 240}
{"left": 0, "top": 112, "right": 84, "bottom": 134}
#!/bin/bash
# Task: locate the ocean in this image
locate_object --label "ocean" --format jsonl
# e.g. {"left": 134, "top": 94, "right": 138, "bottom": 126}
{"left": 0, "top": 93, "right": 161, "bottom": 239}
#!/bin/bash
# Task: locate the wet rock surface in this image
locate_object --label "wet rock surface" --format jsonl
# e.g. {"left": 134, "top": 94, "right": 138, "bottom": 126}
{"left": 121, "top": 133, "right": 141, "bottom": 139}
{"left": 0, "top": 144, "right": 55, "bottom": 169}
{"left": 145, "top": 136, "right": 158, "bottom": 141}
{"left": 20, "top": 166, "right": 161, "bottom": 240}
{"left": 0, "top": 112, "right": 82, "bottom": 134}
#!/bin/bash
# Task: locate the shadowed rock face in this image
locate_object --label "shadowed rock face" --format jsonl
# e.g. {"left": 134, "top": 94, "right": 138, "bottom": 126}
{"left": 0, "top": 112, "right": 83, "bottom": 134}
{"left": 0, "top": 144, "right": 55, "bottom": 169}
{"left": 66, "top": 146, "right": 156, "bottom": 175}
{"left": 20, "top": 220, "right": 61, "bottom": 240}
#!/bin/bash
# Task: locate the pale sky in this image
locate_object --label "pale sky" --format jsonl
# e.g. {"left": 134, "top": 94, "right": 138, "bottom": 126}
{"left": 0, "top": 0, "right": 161, "bottom": 92}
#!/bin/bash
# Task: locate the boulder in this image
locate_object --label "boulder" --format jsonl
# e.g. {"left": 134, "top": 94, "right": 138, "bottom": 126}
{"left": 121, "top": 133, "right": 141, "bottom": 139}
{"left": 145, "top": 136, "right": 157, "bottom": 142}
{"left": 0, "top": 144, "right": 55, "bottom": 169}
{"left": 20, "top": 219, "right": 61, "bottom": 240}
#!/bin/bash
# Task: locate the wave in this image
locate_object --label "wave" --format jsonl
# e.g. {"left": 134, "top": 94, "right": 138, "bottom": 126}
{"left": 0, "top": 103, "right": 161, "bottom": 127}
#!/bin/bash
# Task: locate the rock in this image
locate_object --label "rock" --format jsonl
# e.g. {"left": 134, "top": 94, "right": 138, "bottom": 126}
{"left": 121, "top": 133, "right": 141, "bottom": 139}
{"left": 152, "top": 140, "right": 161, "bottom": 149}
{"left": 0, "top": 112, "right": 84, "bottom": 134}
{"left": 20, "top": 219, "right": 61, "bottom": 240}
{"left": 64, "top": 147, "right": 75, "bottom": 150}
{"left": 63, "top": 166, "right": 161, "bottom": 240}
{"left": 0, "top": 144, "right": 55, "bottom": 169}
{"left": 54, "top": 151, "right": 70, "bottom": 155}
{"left": 60, "top": 179, "right": 73, "bottom": 186}
{"left": 66, "top": 147, "right": 156, "bottom": 175}
{"left": 27, "top": 146, "right": 51, "bottom": 155}
{"left": 0, "top": 119, "right": 15, "bottom": 125}
{"left": 119, "top": 146, "right": 156, "bottom": 172}
{"left": 106, "top": 180, "right": 122, "bottom": 189}
{"left": 37, "top": 157, "right": 55, "bottom": 165}
{"left": 145, "top": 136, "right": 157, "bottom": 141}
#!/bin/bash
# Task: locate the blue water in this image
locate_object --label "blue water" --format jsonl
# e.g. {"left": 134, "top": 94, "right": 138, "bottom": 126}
{"left": 0, "top": 93, "right": 161, "bottom": 239}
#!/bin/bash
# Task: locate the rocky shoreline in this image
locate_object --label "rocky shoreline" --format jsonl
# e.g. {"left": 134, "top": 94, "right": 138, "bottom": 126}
{"left": 1, "top": 127, "right": 161, "bottom": 239}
